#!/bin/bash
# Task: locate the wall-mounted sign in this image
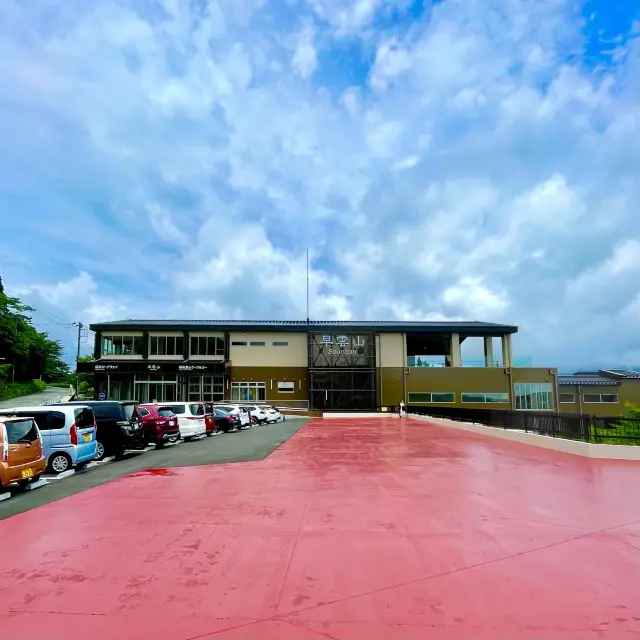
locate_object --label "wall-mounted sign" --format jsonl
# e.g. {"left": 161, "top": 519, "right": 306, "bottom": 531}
{"left": 310, "top": 333, "right": 374, "bottom": 368}
{"left": 79, "top": 361, "right": 226, "bottom": 375}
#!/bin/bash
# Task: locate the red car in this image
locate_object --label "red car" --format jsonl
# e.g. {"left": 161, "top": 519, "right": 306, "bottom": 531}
{"left": 138, "top": 404, "right": 180, "bottom": 448}
{"left": 198, "top": 402, "right": 218, "bottom": 436}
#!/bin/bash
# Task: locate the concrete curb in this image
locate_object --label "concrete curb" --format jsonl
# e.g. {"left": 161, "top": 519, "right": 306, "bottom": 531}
{"left": 410, "top": 415, "right": 640, "bottom": 461}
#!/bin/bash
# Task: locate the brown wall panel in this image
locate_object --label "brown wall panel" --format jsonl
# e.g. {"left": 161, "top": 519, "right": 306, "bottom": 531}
{"left": 231, "top": 366, "right": 309, "bottom": 401}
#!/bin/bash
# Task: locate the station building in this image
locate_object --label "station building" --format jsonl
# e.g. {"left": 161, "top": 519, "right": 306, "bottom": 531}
{"left": 81, "top": 319, "right": 562, "bottom": 412}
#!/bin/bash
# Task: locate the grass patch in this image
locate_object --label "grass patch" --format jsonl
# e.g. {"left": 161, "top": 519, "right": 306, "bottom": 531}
{"left": 0, "top": 379, "right": 47, "bottom": 401}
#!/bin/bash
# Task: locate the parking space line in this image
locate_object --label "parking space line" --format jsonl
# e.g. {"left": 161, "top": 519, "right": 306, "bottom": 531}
{"left": 0, "top": 492, "right": 11, "bottom": 502}
{"left": 24, "top": 479, "right": 49, "bottom": 491}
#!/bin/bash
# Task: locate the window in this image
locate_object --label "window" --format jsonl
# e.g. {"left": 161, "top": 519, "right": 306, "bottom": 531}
{"left": 250, "top": 341, "right": 266, "bottom": 346}
{"left": 150, "top": 336, "right": 184, "bottom": 356}
{"left": 584, "top": 394, "right": 619, "bottom": 403}
{"left": 273, "top": 341, "right": 289, "bottom": 347}
{"left": 278, "top": 381, "right": 295, "bottom": 393}
{"left": 408, "top": 392, "right": 455, "bottom": 403}
{"left": 157, "top": 407, "right": 174, "bottom": 418}
{"left": 514, "top": 383, "right": 553, "bottom": 411}
{"left": 559, "top": 393, "right": 575, "bottom": 403}
{"left": 231, "top": 382, "right": 266, "bottom": 402}
{"left": 5, "top": 419, "right": 39, "bottom": 443}
{"left": 231, "top": 341, "right": 247, "bottom": 346}
{"left": 138, "top": 407, "right": 150, "bottom": 416}
{"left": 461, "top": 393, "right": 509, "bottom": 404}
{"left": 101, "top": 335, "right": 143, "bottom": 356}
{"left": 190, "top": 335, "right": 225, "bottom": 356}
{"left": 74, "top": 408, "right": 95, "bottom": 428}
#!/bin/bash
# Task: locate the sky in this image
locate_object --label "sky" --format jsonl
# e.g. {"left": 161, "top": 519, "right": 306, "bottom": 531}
{"left": 0, "top": 0, "right": 638, "bottom": 371}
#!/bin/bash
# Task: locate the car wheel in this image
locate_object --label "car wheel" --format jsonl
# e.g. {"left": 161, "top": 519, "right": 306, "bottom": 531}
{"left": 95, "top": 441, "right": 106, "bottom": 460}
{"left": 251, "top": 416, "right": 258, "bottom": 425}
{"left": 49, "top": 452, "right": 72, "bottom": 474}
{"left": 114, "top": 448, "right": 125, "bottom": 461}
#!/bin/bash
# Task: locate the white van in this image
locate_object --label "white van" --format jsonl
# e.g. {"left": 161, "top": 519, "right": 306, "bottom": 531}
{"left": 163, "top": 403, "right": 207, "bottom": 441}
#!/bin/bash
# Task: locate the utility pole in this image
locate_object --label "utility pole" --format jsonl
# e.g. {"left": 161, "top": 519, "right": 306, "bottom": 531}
{"left": 75, "top": 321, "right": 83, "bottom": 396}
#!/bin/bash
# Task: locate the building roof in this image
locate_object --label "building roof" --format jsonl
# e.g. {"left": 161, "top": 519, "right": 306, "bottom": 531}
{"left": 89, "top": 319, "right": 518, "bottom": 335}
{"left": 600, "top": 369, "right": 640, "bottom": 379}
{"left": 558, "top": 375, "right": 621, "bottom": 386}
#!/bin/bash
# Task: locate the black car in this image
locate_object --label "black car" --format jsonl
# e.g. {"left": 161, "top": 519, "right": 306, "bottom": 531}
{"left": 212, "top": 408, "right": 241, "bottom": 433}
{"left": 50, "top": 401, "right": 145, "bottom": 460}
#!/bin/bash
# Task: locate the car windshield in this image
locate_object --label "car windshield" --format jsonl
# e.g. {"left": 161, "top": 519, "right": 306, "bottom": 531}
{"left": 5, "top": 419, "right": 38, "bottom": 444}
{"left": 157, "top": 407, "right": 174, "bottom": 418}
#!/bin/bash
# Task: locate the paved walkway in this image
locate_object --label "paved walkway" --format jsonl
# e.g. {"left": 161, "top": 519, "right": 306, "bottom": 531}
{"left": 0, "top": 386, "right": 68, "bottom": 409}
{"left": 0, "top": 417, "right": 638, "bottom": 639}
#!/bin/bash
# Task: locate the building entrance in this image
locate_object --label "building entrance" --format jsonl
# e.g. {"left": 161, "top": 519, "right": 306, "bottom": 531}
{"left": 310, "top": 370, "right": 376, "bottom": 411}
{"left": 308, "top": 332, "right": 377, "bottom": 411}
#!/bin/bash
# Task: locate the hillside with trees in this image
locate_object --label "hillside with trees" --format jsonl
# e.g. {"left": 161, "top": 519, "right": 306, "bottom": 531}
{"left": 0, "top": 277, "right": 70, "bottom": 399}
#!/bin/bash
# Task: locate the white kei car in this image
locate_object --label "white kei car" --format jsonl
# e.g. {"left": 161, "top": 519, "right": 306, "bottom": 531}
{"left": 215, "top": 405, "right": 252, "bottom": 429}
{"left": 165, "top": 403, "right": 207, "bottom": 440}
{"left": 258, "top": 405, "right": 282, "bottom": 423}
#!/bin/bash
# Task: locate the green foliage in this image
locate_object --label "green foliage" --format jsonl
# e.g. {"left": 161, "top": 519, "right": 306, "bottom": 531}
{"left": 623, "top": 401, "right": 640, "bottom": 419}
{"left": 1, "top": 380, "right": 47, "bottom": 401}
{"left": 0, "top": 286, "right": 71, "bottom": 388}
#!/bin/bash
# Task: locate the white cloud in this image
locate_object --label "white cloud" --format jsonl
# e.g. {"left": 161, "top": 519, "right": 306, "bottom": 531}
{"left": 0, "top": 0, "right": 638, "bottom": 370}
{"left": 292, "top": 22, "right": 317, "bottom": 79}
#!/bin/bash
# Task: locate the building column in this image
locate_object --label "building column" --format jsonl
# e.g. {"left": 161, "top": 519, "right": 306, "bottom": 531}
{"left": 450, "top": 333, "right": 461, "bottom": 367}
{"left": 501, "top": 334, "right": 513, "bottom": 368}
{"left": 484, "top": 336, "right": 495, "bottom": 367}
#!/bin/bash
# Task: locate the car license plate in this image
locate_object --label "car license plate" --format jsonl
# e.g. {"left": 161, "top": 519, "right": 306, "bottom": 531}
{"left": 21, "top": 468, "right": 34, "bottom": 479}
{"left": 84, "top": 433, "right": 91, "bottom": 442}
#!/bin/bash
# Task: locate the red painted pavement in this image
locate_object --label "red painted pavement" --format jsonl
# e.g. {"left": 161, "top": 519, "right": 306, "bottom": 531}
{"left": 1, "top": 417, "right": 639, "bottom": 639}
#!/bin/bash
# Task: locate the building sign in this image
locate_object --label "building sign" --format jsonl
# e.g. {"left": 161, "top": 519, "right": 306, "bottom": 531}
{"left": 95, "top": 364, "right": 119, "bottom": 372}
{"left": 321, "top": 334, "right": 366, "bottom": 356}
{"left": 310, "top": 333, "right": 374, "bottom": 368}
{"left": 79, "top": 361, "right": 226, "bottom": 375}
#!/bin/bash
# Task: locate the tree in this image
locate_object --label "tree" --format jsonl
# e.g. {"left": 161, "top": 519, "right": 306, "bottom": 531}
{"left": 0, "top": 287, "right": 70, "bottom": 384}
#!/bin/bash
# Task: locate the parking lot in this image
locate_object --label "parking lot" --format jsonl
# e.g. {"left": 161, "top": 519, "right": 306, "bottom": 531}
{"left": 0, "top": 417, "right": 309, "bottom": 520}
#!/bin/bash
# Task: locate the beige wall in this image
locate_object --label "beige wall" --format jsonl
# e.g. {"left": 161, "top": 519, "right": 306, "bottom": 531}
{"left": 558, "top": 381, "right": 640, "bottom": 416}
{"left": 376, "top": 333, "right": 405, "bottom": 368}
{"left": 229, "top": 332, "right": 308, "bottom": 367}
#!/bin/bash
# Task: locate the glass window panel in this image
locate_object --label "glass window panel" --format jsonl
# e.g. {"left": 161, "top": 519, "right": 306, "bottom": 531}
{"left": 113, "top": 337, "right": 123, "bottom": 356}
{"left": 559, "top": 393, "right": 575, "bottom": 403}
{"left": 122, "top": 336, "right": 133, "bottom": 355}
{"left": 431, "top": 392, "right": 455, "bottom": 402}
{"left": 133, "top": 337, "right": 143, "bottom": 355}
{"left": 166, "top": 337, "right": 175, "bottom": 355}
{"left": 207, "top": 337, "right": 216, "bottom": 354}
{"left": 484, "top": 393, "right": 509, "bottom": 403}
{"left": 584, "top": 394, "right": 601, "bottom": 403}
{"left": 190, "top": 336, "right": 198, "bottom": 356}
{"left": 150, "top": 337, "right": 158, "bottom": 355}
{"left": 601, "top": 394, "right": 619, "bottom": 403}
{"left": 216, "top": 337, "right": 224, "bottom": 354}
{"left": 461, "top": 393, "right": 486, "bottom": 403}
{"left": 176, "top": 337, "right": 184, "bottom": 355}
{"left": 408, "top": 392, "right": 431, "bottom": 403}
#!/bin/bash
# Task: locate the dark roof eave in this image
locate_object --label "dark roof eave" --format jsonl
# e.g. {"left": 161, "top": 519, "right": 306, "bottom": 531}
{"left": 88, "top": 319, "right": 518, "bottom": 335}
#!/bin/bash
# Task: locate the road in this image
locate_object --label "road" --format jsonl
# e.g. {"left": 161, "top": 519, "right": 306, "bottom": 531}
{"left": 0, "top": 386, "right": 69, "bottom": 410}
{"left": 0, "top": 417, "right": 309, "bottom": 519}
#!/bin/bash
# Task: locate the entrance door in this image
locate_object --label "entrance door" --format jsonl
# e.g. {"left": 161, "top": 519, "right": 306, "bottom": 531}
{"left": 309, "top": 370, "right": 376, "bottom": 411}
